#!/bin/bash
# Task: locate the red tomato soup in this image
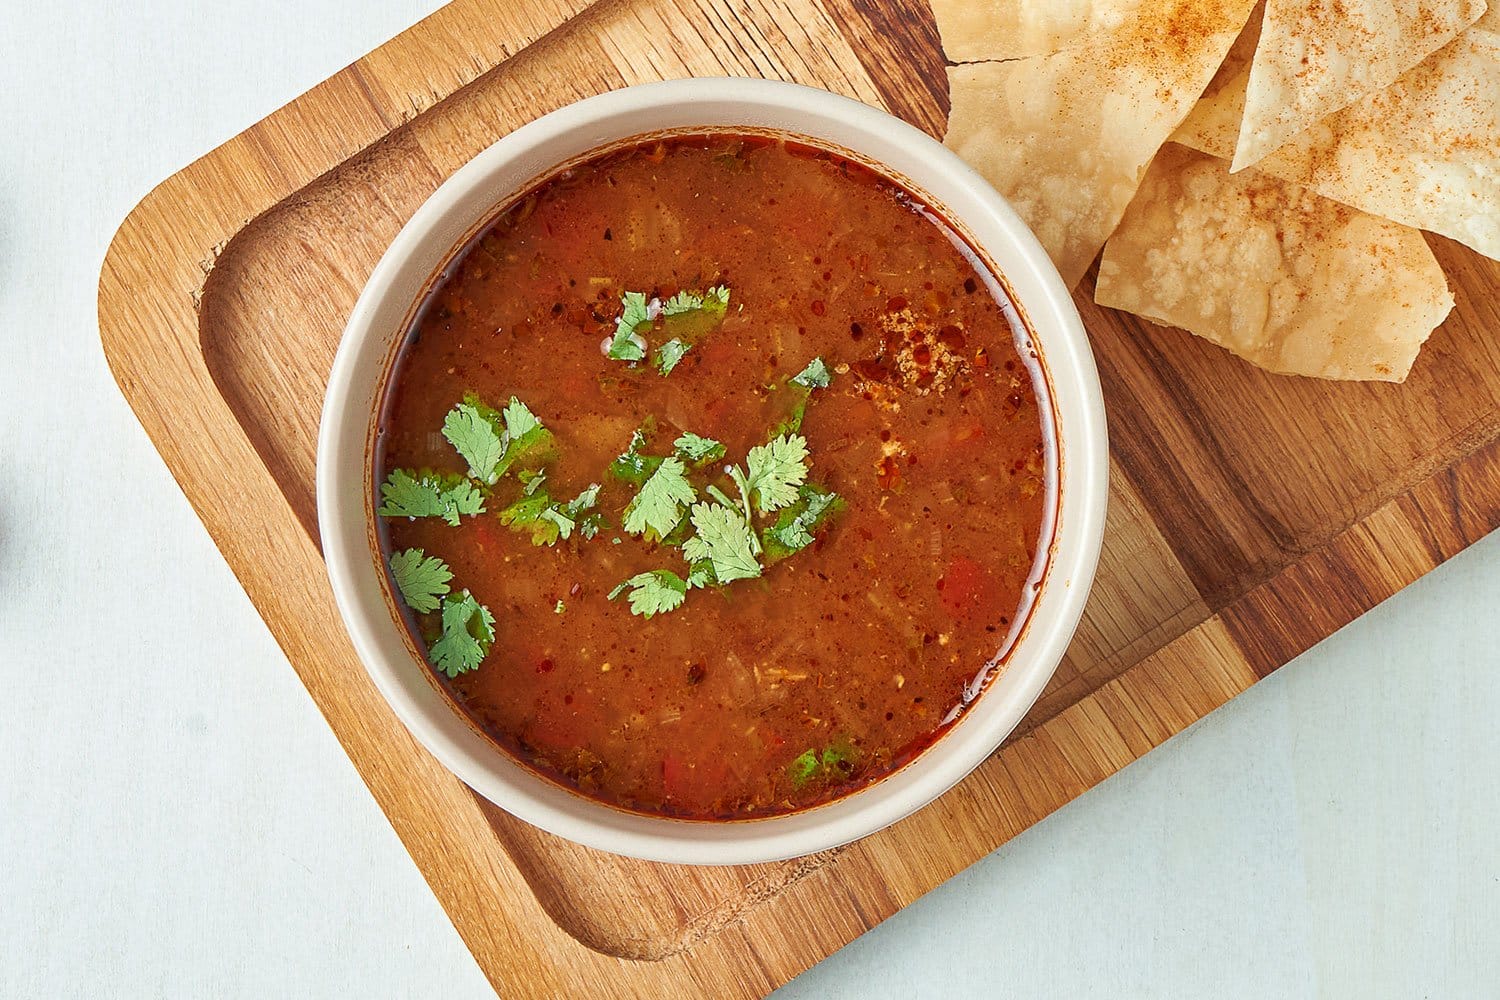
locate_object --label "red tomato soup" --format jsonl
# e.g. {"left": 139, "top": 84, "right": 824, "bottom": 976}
{"left": 374, "top": 132, "right": 1051, "bottom": 819}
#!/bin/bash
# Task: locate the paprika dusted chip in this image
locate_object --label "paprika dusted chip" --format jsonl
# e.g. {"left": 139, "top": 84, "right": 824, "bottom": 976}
{"left": 1096, "top": 144, "right": 1453, "bottom": 382}
{"left": 1232, "top": 0, "right": 1486, "bottom": 170}
{"left": 944, "top": 0, "right": 1257, "bottom": 287}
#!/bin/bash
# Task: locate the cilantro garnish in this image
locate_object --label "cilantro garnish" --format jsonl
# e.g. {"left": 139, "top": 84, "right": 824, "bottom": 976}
{"left": 788, "top": 738, "right": 859, "bottom": 788}
{"left": 610, "top": 420, "right": 664, "bottom": 486}
{"left": 498, "top": 483, "right": 602, "bottom": 546}
{"left": 762, "top": 484, "right": 843, "bottom": 562}
{"left": 673, "top": 432, "right": 726, "bottom": 465}
{"left": 388, "top": 548, "right": 452, "bottom": 614}
{"left": 790, "top": 357, "right": 832, "bottom": 389}
{"left": 680, "top": 502, "right": 762, "bottom": 584}
{"left": 441, "top": 394, "right": 554, "bottom": 483}
{"left": 662, "top": 284, "right": 730, "bottom": 317}
{"left": 608, "top": 569, "right": 689, "bottom": 618}
{"left": 741, "top": 434, "right": 810, "bottom": 514}
{"left": 654, "top": 338, "right": 690, "bottom": 375}
{"left": 378, "top": 469, "right": 485, "bottom": 526}
{"left": 609, "top": 286, "right": 730, "bottom": 371}
{"left": 495, "top": 396, "right": 555, "bottom": 477}
{"left": 788, "top": 750, "right": 820, "bottom": 786}
{"left": 428, "top": 590, "right": 495, "bottom": 678}
{"left": 606, "top": 291, "right": 650, "bottom": 361}
{"left": 442, "top": 399, "right": 507, "bottom": 484}
{"left": 624, "top": 457, "right": 697, "bottom": 540}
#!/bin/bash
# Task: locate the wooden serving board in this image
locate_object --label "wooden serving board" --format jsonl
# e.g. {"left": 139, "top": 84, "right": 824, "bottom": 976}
{"left": 98, "top": 0, "right": 1500, "bottom": 995}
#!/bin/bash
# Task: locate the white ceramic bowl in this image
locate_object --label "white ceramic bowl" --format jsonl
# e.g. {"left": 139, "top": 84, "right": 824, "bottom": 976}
{"left": 318, "top": 78, "right": 1107, "bottom": 865}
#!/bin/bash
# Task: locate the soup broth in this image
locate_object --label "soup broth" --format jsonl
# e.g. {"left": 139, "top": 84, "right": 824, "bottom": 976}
{"left": 374, "top": 131, "right": 1050, "bottom": 819}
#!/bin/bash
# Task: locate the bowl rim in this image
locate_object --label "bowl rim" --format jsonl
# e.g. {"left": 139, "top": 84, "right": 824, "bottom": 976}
{"left": 317, "top": 77, "right": 1108, "bottom": 865}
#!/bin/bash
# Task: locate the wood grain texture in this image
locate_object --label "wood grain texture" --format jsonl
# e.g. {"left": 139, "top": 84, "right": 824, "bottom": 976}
{"left": 97, "top": 0, "right": 1500, "bottom": 995}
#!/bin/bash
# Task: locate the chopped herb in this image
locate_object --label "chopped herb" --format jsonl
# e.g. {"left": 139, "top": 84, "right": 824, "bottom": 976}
{"left": 624, "top": 457, "right": 697, "bottom": 540}
{"left": 788, "top": 750, "right": 819, "bottom": 786}
{"left": 495, "top": 395, "right": 555, "bottom": 476}
{"left": 607, "top": 569, "right": 689, "bottom": 618}
{"left": 554, "top": 600, "right": 566, "bottom": 615}
{"left": 702, "top": 284, "right": 731, "bottom": 314}
{"left": 662, "top": 284, "right": 730, "bottom": 317}
{"left": 680, "top": 502, "right": 762, "bottom": 584}
{"left": 518, "top": 468, "right": 547, "bottom": 495}
{"left": 762, "top": 484, "right": 843, "bottom": 562}
{"left": 654, "top": 338, "right": 690, "bottom": 375}
{"left": 428, "top": 591, "right": 496, "bottom": 678}
{"left": 378, "top": 469, "right": 485, "bottom": 526}
{"left": 741, "top": 433, "right": 810, "bottom": 514}
{"left": 498, "top": 483, "right": 601, "bottom": 546}
{"left": 788, "top": 738, "right": 859, "bottom": 788}
{"left": 674, "top": 432, "right": 726, "bottom": 465}
{"left": 685, "top": 559, "right": 716, "bottom": 589}
{"left": 442, "top": 394, "right": 554, "bottom": 483}
{"left": 790, "top": 356, "right": 833, "bottom": 389}
{"left": 607, "top": 291, "right": 650, "bottom": 361}
{"left": 610, "top": 419, "right": 663, "bottom": 486}
{"left": 441, "top": 399, "right": 507, "bottom": 484}
{"left": 388, "top": 548, "right": 452, "bottom": 614}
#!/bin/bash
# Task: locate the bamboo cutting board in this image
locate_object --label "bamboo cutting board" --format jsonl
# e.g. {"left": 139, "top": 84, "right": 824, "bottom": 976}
{"left": 98, "top": 0, "right": 1500, "bottom": 995}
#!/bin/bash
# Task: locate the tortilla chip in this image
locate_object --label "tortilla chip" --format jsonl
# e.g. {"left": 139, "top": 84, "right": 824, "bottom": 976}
{"left": 1176, "top": 28, "right": 1500, "bottom": 260}
{"left": 1096, "top": 144, "right": 1452, "bottom": 382}
{"left": 1479, "top": 5, "right": 1500, "bottom": 32}
{"left": 930, "top": 0, "right": 1145, "bottom": 61}
{"left": 944, "top": 0, "right": 1257, "bottom": 289}
{"left": 1233, "top": 0, "right": 1486, "bottom": 171}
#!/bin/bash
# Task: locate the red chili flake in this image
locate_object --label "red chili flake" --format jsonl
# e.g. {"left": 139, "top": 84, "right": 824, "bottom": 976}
{"left": 536, "top": 658, "right": 554, "bottom": 674}
{"left": 887, "top": 295, "right": 908, "bottom": 311}
{"left": 687, "top": 663, "right": 706, "bottom": 685}
{"left": 850, "top": 321, "right": 864, "bottom": 340}
{"left": 974, "top": 348, "right": 990, "bottom": 369}
{"left": 963, "top": 277, "right": 978, "bottom": 294}
{"left": 810, "top": 299, "right": 827, "bottom": 317}
{"left": 911, "top": 342, "right": 932, "bottom": 367}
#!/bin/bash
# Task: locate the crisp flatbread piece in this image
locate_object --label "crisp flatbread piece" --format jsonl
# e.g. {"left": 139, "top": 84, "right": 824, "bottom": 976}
{"left": 1176, "top": 28, "right": 1500, "bottom": 260}
{"left": 1233, "top": 0, "right": 1487, "bottom": 170}
{"left": 1096, "top": 144, "right": 1453, "bottom": 382}
{"left": 930, "top": 0, "right": 1145, "bottom": 61}
{"left": 944, "top": 0, "right": 1257, "bottom": 289}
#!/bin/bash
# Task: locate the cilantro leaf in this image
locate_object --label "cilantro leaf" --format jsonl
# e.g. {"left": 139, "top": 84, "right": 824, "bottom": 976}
{"left": 788, "top": 738, "right": 859, "bottom": 788}
{"left": 607, "top": 569, "right": 689, "bottom": 618}
{"left": 610, "top": 420, "right": 663, "bottom": 486}
{"left": 624, "top": 457, "right": 697, "bottom": 540}
{"left": 654, "top": 338, "right": 690, "bottom": 375}
{"left": 518, "top": 468, "right": 547, "bottom": 495}
{"left": 661, "top": 290, "right": 703, "bottom": 316}
{"left": 388, "top": 548, "right": 452, "bottom": 614}
{"left": 662, "top": 285, "right": 730, "bottom": 317}
{"left": 495, "top": 396, "right": 555, "bottom": 477}
{"left": 742, "top": 434, "right": 810, "bottom": 514}
{"left": 762, "top": 483, "right": 843, "bottom": 562}
{"left": 680, "top": 502, "right": 761, "bottom": 583}
{"left": 790, "top": 356, "right": 832, "bottom": 389}
{"left": 673, "top": 432, "right": 726, "bottom": 465}
{"left": 442, "top": 400, "right": 507, "bottom": 484}
{"left": 788, "top": 750, "right": 819, "bottom": 787}
{"left": 378, "top": 469, "right": 485, "bottom": 526}
{"left": 428, "top": 591, "right": 495, "bottom": 678}
{"left": 702, "top": 284, "right": 731, "bottom": 314}
{"left": 497, "top": 483, "right": 600, "bottom": 546}
{"left": 607, "top": 291, "right": 650, "bottom": 361}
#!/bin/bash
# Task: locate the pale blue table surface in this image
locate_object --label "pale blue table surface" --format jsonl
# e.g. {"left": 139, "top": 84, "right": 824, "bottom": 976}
{"left": 2, "top": 3, "right": 1496, "bottom": 996}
